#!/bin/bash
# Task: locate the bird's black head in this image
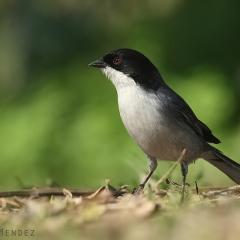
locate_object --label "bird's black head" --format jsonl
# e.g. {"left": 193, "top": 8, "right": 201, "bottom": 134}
{"left": 89, "top": 48, "right": 165, "bottom": 91}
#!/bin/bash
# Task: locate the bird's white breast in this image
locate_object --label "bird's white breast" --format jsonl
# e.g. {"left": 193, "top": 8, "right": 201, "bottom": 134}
{"left": 101, "top": 66, "right": 197, "bottom": 160}
{"left": 117, "top": 85, "right": 170, "bottom": 157}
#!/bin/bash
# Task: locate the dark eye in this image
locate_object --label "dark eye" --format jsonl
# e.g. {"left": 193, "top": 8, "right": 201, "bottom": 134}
{"left": 113, "top": 56, "right": 122, "bottom": 65}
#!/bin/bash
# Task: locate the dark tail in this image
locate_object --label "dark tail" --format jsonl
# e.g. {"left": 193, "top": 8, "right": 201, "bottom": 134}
{"left": 205, "top": 148, "right": 240, "bottom": 184}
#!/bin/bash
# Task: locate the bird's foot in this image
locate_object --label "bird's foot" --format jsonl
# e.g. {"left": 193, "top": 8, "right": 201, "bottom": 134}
{"left": 132, "top": 184, "right": 144, "bottom": 195}
{"left": 180, "top": 183, "right": 191, "bottom": 203}
{"left": 181, "top": 187, "right": 186, "bottom": 203}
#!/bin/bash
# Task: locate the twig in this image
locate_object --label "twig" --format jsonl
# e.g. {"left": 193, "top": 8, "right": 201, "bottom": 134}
{"left": 0, "top": 188, "right": 93, "bottom": 198}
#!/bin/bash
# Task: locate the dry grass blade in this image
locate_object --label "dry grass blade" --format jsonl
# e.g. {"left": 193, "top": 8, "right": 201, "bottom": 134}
{"left": 62, "top": 188, "right": 73, "bottom": 198}
{"left": 201, "top": 185, "right": 240, "bottom": 198}
{"left": 154, "top": 148, "right": 187, "bottom": 189}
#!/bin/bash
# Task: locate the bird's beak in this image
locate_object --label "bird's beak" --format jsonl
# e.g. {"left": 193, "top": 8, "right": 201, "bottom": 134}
{"left": 88, "top": 58, "right": 106, "bottom": 68}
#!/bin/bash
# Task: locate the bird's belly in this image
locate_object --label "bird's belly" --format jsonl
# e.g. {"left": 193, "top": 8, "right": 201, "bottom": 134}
{"left": 117, "top": 87, "right": 202, "bottom": 161}
{"left": 120, "top": 114, "right": 182, "bottom": 161}
{"left": 120, "top": 111, "right": 200, "bottom": 161}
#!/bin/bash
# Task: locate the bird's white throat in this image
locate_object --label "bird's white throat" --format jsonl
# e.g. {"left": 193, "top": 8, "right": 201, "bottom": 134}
{"left": 102, "top": 66, "right": 136, "bottom": 90}
{"left": 101, "top": 65, "right": 161, "bottom": 120}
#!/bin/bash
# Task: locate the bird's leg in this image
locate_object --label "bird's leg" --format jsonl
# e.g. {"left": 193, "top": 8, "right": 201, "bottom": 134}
{"left": 181, "top": 161, "right": 188, "bottom": 202}
{"left": 195, "top": 180, "right": 199, "bottom": 195}
{"left": 133, "top": 157, "right": 157, "bottom": 193}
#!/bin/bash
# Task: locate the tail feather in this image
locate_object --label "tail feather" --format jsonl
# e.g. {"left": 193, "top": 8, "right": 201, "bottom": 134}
{"left": 205, "top": 149, "right": 240, "bottom": 184}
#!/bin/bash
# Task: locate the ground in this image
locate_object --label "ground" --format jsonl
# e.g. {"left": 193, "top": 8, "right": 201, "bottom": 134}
{"left": 0, "top": 181, "right": 240, "bottom": 240}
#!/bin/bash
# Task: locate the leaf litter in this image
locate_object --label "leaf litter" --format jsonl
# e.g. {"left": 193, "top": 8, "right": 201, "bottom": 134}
{"left": 0, "top": 179, "right": 240, "bottom": 240}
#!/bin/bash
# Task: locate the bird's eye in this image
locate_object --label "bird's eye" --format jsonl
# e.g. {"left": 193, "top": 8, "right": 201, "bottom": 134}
{"left": 113, "top": 56, "right": 121, "bottom": 65}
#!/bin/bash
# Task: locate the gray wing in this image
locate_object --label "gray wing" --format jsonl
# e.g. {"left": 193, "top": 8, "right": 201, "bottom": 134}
{"left": 160, "top": 87, "right": 220, "bottom": 144}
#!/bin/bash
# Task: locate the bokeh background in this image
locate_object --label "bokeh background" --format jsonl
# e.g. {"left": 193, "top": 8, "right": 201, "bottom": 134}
{"left": 0, "top": 0, "right": 239, "bottom": 190}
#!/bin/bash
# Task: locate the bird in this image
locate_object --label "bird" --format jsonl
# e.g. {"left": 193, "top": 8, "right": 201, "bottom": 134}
{"left": 89, "top": 48, "right": 240, "bottom": 194}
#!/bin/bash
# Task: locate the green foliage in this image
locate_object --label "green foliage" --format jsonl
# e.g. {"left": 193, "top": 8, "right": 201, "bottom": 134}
{"left": 0, "top": 1, "right": 239, "bottom": 189}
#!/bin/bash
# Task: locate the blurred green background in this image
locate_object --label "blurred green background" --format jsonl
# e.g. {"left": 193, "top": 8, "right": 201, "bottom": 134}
{"left": 0, "top": 0, "right": 239, "bottom": 190}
